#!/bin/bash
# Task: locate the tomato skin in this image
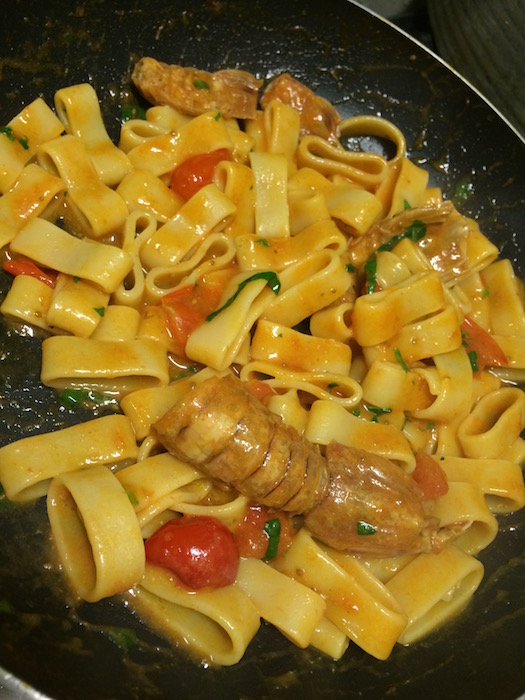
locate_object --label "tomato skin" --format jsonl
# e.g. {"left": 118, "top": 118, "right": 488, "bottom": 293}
{"left": 235, "top": 504, "right": 294, "bottom": 559}
{"left": 461, "top": 315, "right": 508, "bottom": 371}
{"left": 412, "top": 450, "right": 449, "bottom": 500}
{"left": 243, "top": 379, "right": 277, "bottom": 404}
{"left": 170, "top": 148, "right": 231, "bottom": 200}
{"left": 3, "top": 258, "right": 56, "bottom": 288}
{"left": 145, "top": 515, "right": 240, "bottom": 590}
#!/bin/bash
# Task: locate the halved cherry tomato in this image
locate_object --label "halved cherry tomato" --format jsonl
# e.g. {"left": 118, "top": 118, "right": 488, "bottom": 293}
{"left": 3, "top": 258, "right": 57, "bottom": 288}
{"left": 145, "top": 515, "right": 240, "bottom": 590}
{"left": 461, "top": 315, "right": 508, "bottom": 371}
{"left": 161, "top": 268, "right": 236, "bottom": 356}
{"left": 170, "top": 148, "right": 231, "bottom": 200}
{"left": 234, "top": 504, "right": 294, "bottom": 559}
{"left": 412, "top": 450, "right": 449, "bottom": 500}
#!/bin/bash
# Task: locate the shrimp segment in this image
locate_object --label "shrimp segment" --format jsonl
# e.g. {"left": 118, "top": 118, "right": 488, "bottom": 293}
{"left": 260, "top": 73, "right": 341, "bottom": 144}
{"left": 154, "top": 375, "right": 455, "bottom": 556}
{"left": 131, "top": 58, "right": 263, "bottom": 119}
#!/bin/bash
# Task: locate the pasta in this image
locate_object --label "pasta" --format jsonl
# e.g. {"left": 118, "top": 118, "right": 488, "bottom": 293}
{"left": 0, "top": 66, "right": 524, "bottom": 670}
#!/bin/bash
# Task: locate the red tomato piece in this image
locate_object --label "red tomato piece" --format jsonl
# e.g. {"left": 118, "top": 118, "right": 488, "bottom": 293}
{"left": 461, "top": 315, "right": 508, "bottom": 371}
{"left": 412, "top": 450, "right": 449, "bottom": 500}
{"left": 234, "top": 504, "right": 294, "bottom": 559}
{"left": 170, "top": 148, "right": 231, "bottom": 200}
{"left": 161, "top": 268, "right": 238, "bottom": 356}
{"left": 243, "top": 379, "right": 277, "bottom": 404}
{"left": 3, "top": 258, "right": 56, "bottom": 288}
{"left": 145, "top": 515, "right": 240, "bottom": 590}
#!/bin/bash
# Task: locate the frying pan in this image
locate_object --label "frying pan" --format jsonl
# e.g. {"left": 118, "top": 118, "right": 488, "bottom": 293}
{"left": 0, "top": 1, "right": 524, "bottom": 698}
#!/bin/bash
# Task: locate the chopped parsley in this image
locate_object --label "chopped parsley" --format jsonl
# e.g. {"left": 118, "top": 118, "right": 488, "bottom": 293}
{"left": 364, "top": 256, "right": 377, "bottom": 294}
{"left": 394, "top": 347, "right": 409, "bottom": 372}
{"left": 263, "top": 518, "right": 281, "bottom": 560}
{"left": 60, "top": 388, "right": 119, "bottom": 410}
{"left": 121, "top": 106, "right": 147, "bottom": 122}
{"left": 194, "top": 78, "right": 210, "bottom": 90}
{"left": 357, "top": 520, "right": 377, "bottom": 536}
{"left": 256, "top": 238, "right": 270, "bottom": 247}
{"left": 468, "top": 350, "right": 480, "bottom": 373}
{"left": 94, "top": 306, "right": 105, "bottom": 317}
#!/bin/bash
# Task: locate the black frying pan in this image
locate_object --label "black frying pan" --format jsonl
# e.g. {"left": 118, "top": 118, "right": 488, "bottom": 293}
{"left": 1, "top": 1, "right": 524, "bottom": 698}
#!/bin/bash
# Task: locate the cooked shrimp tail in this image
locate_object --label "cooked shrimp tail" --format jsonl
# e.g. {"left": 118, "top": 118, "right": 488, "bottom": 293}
{"left": 154, "top": 374, "right": 456, "bottom": 557}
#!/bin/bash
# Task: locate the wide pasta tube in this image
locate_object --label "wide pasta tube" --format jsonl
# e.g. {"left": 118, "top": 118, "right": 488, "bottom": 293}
{"left": 457, "top": 386, "right": 525, "bottom": 459}
{"left": 0, "top": 163, "right": 65, "bottom": 248}
{"left": 440, "top": 456, "right": 525, "bottom": 514}
{"left": 54, "top": 83, "right": 132, "bottom": 186}
{"left": 40, "top": 335, "right": 170, "bottom": 395}
{"left": 131, "top": 564, "right": 260, "bottom": 666}
{"left": 304, "top": 399, "right": 416, "bottom": 471}
{"left": 47, "top": 465, "right": 145, "bottom": 602}
{"left": 273, "top": 529, "right": 407, "bottom": 660}
{"left": 116, "top": 452, "right": 209, "bottom": 529}
{"left": 10, "top": 218, "right": 133, "bottom": 294}
{"left": 386, "top": 545, "right": 484, "bottom": 645}
{"left": 262, "top": 250, "right": 352, "bottom": 328}
{"left": 0, "top": 414, "right": 138, "bottom": 502}
{"left": 429, "top": 481, "right": 498, "bottom": 555}
{"left": 235, "top": 557, "right": 326, "bottom": 648}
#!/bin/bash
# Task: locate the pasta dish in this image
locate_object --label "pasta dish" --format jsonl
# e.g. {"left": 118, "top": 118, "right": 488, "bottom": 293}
{"left": 0, "top": 59, "right": 524, "bottom": 667}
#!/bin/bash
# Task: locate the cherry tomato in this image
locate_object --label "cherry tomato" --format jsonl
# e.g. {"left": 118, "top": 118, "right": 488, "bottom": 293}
{"left": 235, "top": 504, "right": 294, "bottom": 559}
{"left": 243, "top": 379, "right": 277, "bottom": 404}
{"left": 161, "top": 267, "right": 237, "bottom": 357}
{"left": 170, "top": 148, "right": 231, "bottom": 200}
{"left": 461, "top": 315, "right": 508, "bottom": 371}
{"left": 3, "top": 258, "right": 57, "bottom": 288}
{"left": 412, "top": 450, "right": 449, "bottom": 500}
{"left": 144, "top": 515, "right": 240, "bottom": 590}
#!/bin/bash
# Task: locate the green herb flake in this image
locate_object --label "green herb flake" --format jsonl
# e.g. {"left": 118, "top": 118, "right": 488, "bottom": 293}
{"left": 214, "top": 112, "right": 222, "bottom": 121}
{"left": 394, "top": 347, "right": 409, "bottom": 372}
{"left": 345, "top": 263, "right": 356, "bottom": 272}
{"left": 378, "top": 219, "right": 427, "bottom": 252}
{"left": 94, "top": 306, "right": 105, "bottom": 317}
{"left": 206, "top": 271, "right": 280, "bottom": 322}
{"left": 104, "top": 626, "right": 138, "bottom": 651}
{"left": 351, "top": 407, "right": 361, "bottom": 417}
{"left": 403, "top": 199, "right": 411, "bottom": 210}
{"left": 357, "top": 520, "right": 376, "bottom": 536}
{"left": 0, "top": 126, "right": 15, "bottom": 141}
{"left": 73, "top": 275, "right": 80, "bottom": 283}
{"left": 18, "top": 136, "right": 29, "bottom": 150}
{"left": 327, "top": 382, "right": 338, "bottom": 393}
{"left": 256, "top": 238, "right": 270, "bottom": 247}
{"left": 481, "top": 287, "right": 490, "bottom": 299}
{"left": 60, "top": 388, "right": 119, "bottom": 410}
{"left": 468, "top": 350, "right": 480, "bottom": 373}
{"left": 170, "top": 365, "right": 199, "bottom": 381}
{"left": 263, "top": 518, "right": 281, "bottom": 560}
{"left": 426, "top": 422, "right": 435, "bottom": 431}
{"left": 364, "top": 256, "right": 377, "bottom": 294}
{"left": 121, "top": 106, "right": 147, "bottom": 122}
{"left": 452, "top": 179, "right": 475, "bottom": 206}
{"left": 366, "top": 405, "right": 392, "bottom": 423}
{"left": 126, "top": 489, "right": 139, "bottom": 507}
{"left": 194, "top": 79, "right": 210, "bottom": 90}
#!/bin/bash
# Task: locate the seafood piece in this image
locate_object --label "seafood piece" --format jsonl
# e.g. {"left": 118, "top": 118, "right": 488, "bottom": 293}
{"left": 346, "top": 201, "right": 455, "bottom": 268}
{"left": 260, "top": 72, "right": 341, "bottom": 144}
{"left": 154, "top": 374, "right": 455, "bottom": 557}
{"left": 131, "top": 58, "right": 263, "bottom": 120}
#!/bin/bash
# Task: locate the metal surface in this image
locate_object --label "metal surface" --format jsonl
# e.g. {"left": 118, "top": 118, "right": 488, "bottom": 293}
{"left": 0, "top": 1, "right": 524, "bottom": 698}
